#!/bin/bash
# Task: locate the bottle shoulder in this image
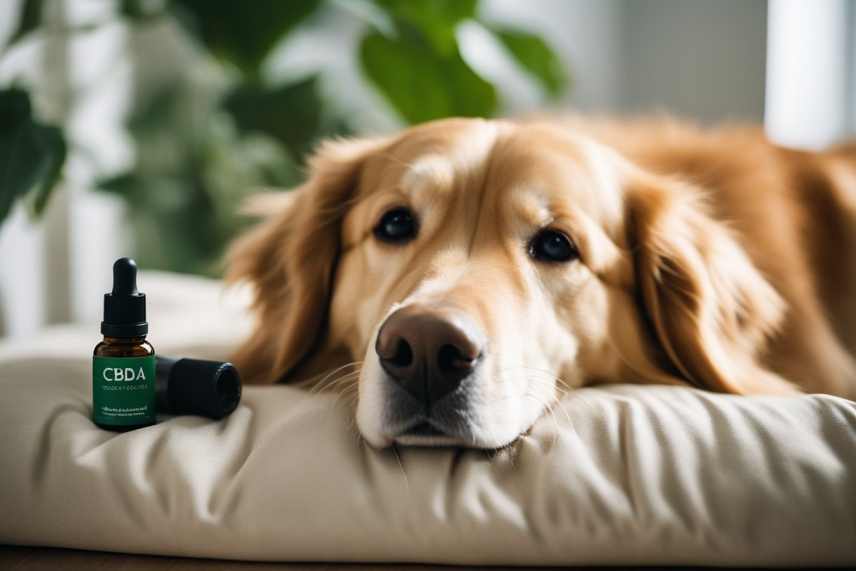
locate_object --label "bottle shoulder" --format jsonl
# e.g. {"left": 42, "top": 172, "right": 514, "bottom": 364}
{"left": 93, "top": 338, "right": 155, "bottom": 358}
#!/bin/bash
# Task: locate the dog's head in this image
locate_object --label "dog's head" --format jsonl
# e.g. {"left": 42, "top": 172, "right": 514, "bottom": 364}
{"left": 228, "top": 118, "right": 792, "bottom": 449}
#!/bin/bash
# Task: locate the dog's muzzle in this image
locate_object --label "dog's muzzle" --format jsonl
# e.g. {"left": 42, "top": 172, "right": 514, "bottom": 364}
{"left": 375, "top": 304, "right": 485, "bottom": 442}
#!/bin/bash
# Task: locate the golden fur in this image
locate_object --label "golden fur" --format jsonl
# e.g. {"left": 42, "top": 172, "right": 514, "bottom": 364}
{"left": 227, "top": 117, "right": 856, "bottom": 448}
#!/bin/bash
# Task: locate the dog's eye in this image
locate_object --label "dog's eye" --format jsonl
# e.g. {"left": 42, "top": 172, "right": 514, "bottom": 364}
{"left": 529, "top": 229, "right": 578, "bottom": 263}
{"left": 374, "top": 207, "right": 418, "bottom": 243}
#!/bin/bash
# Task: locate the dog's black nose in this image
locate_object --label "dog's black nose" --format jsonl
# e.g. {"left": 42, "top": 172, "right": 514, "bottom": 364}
{"left": 376, "top": 305, "right": 484, "bottom": 406}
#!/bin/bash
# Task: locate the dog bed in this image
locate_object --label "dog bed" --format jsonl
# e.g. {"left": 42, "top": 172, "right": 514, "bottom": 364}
{"left": 0, "top": 273, "right": 854, "bottom": 565}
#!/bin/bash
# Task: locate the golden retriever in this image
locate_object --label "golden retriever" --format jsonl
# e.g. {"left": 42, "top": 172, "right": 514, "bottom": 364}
{"left": 227, "top": 116, "right": 856, "bottom": 449}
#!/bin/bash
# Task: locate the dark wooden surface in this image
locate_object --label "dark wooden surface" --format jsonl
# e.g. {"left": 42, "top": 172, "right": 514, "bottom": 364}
{"left": 2, "top": 546, "right": 464, "bottom": 570}
{"left": 0, "top": 545, "right": 747, "bottom": 571}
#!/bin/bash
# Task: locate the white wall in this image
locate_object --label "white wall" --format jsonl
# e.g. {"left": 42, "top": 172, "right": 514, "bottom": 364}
{"left": 471, "top": 0, "right": 768, "bottom": 122}
{"left": 622, "top": 0, "right": 768, "bottom": 122}
{"left": 0, "top": 207, "right": 45, "bottom": 337}
{"left": 766, "top": 0, "right": 852, "bottom": 148}
{"left": 851, "top": 1, "right": 856, "bottom": 133}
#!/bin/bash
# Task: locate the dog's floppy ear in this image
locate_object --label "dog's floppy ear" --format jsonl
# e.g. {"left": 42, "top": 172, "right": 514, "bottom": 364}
{"left": 627, "top": 174, "right": 796, "bottom": 394}
{"left": 227, "top": 137, "right": 388, "bottom": 384}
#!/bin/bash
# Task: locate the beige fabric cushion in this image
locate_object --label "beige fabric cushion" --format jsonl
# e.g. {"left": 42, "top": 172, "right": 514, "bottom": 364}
{"left": 1, "top": 273, "right": 854, "bottom": 565}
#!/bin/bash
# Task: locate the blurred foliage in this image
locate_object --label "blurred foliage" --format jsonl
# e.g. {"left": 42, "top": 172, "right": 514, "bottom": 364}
{"left": 489, "top": 26, "right": 567, "bottom": 97}
{"left": 165, "top": 0, "right": 323, "bottom": 77}
{"left": 0, "top": 87, "right": 66, "bottom": 222}
{"left": 7, "top": 0, "right": 43, "bottom": 46}
{"left": 98, "top": 80, "right": 301, "bottom": 275}
{"left": 1, "top": 0, "right": 570, "bottom": 275}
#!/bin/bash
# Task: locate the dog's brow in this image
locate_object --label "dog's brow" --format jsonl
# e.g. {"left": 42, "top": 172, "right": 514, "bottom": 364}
{"left": 513, "top": 188, "right": 554, "bottom": 228}
{"left": 400, "top": 155, "right": 455, "bottom": 198}
{"left": 578, "top": 140, "right": 624, "bottom": 233}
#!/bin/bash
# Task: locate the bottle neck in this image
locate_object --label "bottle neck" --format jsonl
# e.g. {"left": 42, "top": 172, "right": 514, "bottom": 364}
{"left": 101, "top": 335, "right": 147, "bottom": 345}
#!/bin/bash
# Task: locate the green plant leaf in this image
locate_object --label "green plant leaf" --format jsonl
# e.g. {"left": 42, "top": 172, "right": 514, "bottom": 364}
{"left": 374, "top": 0, "right": 476, "bottom": 55}
{"left": 489, "top": 26, "right": 567, "bottom": 97}
{"left": 170, "top": 0, "right": 322, "bottom": 75}
{"left": 0, "top": 88, "right": 67, "bottom": 224}
{"left": 7, "top": 0, "right": 43, "bottom": 47}
{"left": 119, "top": 0, "right": 164, "bottom": 22}
{"left": 96, "top": 172, "right": 142, "bottom": 201}
{"left": 359, "top": 31, "right": 496, "bottom": 123}
{"left": 26, "top": 125, "right": 66, "bottom": 216}
{"left": 222, "top": 76, "right": 324, "bottom": 159}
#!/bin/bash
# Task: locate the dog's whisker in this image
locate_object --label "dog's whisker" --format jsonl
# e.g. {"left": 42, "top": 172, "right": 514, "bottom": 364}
{"left": 534, "top": 399, "right": 562, "bottom": 451}
{"left": 326, "top": 383, "right": 362, "bottom": 409}
{"left": 300, "top": 349, "right": 590, "bottom": 452}
{"left": 523, "top": 390, "right": 576, "bottom": 452}
{"left": 314, "top": 379, "right": 362, "bottom": 415}
{"left": 308, "top": 362, "right": 364, "bottom": 393}
{"left": 496, "top": 365, "right": 577, "bottom": 396}
{"left": 310, "top": 371, "right": 362, "bottom": 396}
{"left": 390, "top": 445, "right": 411, "bottom": 492}
{"left": 512, "top": 370, "right": 576, "bottom": 432}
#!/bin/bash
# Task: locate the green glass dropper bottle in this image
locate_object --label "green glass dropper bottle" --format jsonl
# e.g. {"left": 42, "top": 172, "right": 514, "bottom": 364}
{"left": 92, "top": 257, "right": 156, "bottom": 431}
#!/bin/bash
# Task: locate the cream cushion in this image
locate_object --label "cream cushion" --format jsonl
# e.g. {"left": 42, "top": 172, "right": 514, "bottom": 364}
{"left": 0, "top": 273, "right": 854, "bottom": 565}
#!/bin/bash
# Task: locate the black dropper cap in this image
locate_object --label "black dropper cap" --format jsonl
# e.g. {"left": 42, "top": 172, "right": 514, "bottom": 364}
{"left": 155, "top": 357, "right": 242, "bottom": 420}
{"left": 101, "top": 257, "right": 148, "bottom": 338}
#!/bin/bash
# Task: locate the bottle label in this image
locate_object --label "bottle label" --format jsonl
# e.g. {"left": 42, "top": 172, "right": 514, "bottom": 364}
{"left": 92, "top": 355, "right": 156, "bottom": 427}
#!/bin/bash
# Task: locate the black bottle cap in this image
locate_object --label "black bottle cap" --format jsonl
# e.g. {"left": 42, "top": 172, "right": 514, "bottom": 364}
{"left": 101, "top": 257, "right": 148, "bottom": 337}
{"left": 155, "top": 357, "right": 242, "bottom": 420}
